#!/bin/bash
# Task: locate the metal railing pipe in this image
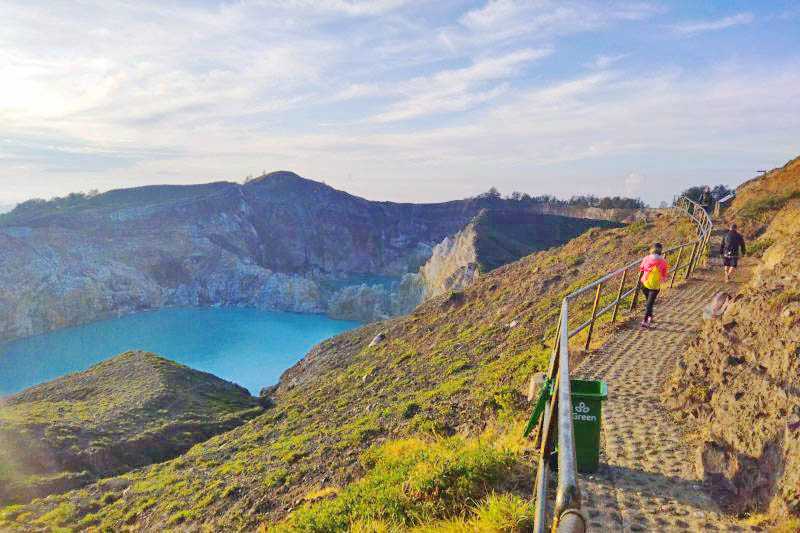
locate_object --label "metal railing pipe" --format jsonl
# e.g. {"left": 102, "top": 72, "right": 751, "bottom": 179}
{"left": 553, "top": 301, "right": 580, "bottom": 524}
{"left": 564, "top": 261, "right": 639, "bottom": 300}
{"left": 669, "top": 246, "right": 684, "bottom": 288}
{"left": 583, "top": 283, "right": 604, "bottom": 350}
{"left": 556, "top": 510, "right": 586, "bottom": 533}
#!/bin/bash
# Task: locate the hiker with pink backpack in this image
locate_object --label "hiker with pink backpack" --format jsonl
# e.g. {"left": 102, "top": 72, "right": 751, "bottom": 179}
{"left": 639, "top": 243, "right": 669, "bottom": 328}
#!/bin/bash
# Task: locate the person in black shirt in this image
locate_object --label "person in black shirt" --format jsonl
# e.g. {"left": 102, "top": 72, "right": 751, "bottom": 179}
{"left": 720, "top": 223, "right": 746, "bottom": 282}
{"left": 700, "top": 187, "right": 714, "bottom": 215}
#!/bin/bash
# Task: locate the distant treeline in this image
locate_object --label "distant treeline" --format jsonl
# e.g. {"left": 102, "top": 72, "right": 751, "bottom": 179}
{"left": 474, "top": 187, "right": 647, "bottom": 209}
{"left": 677, "top": 185, "right": 735, "bottom": 204}
{"left": 9, "top": 191, "right": 100, "bottom": 215}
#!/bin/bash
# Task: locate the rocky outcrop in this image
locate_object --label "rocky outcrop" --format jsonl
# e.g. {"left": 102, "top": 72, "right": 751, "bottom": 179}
{"left": 419, "top": 220, "right": 480, "bottom": 298}
{"left": 0, "top": 174, "right": 626, "bottom": 337}
{"left": 326, "top": 273, "right": 425, "bottom": 322}
{"left": 0, "top": 351, "right": 262, "bottom": 504}
{"left": 412, "top": 209, "right": 621, "bottom": 300}
{"left": 665, "top": 239, "right": 800, "bottom": 516}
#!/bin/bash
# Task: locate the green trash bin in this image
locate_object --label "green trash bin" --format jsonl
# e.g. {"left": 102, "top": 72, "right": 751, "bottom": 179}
{"left": 570, "top": 379, "right": 608, "bottom": 473}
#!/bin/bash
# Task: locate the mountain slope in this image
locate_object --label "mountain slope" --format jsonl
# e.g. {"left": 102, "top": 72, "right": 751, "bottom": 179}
{"left": 0, "top": 209, "right": 696, "bottom": 531}
{"left": 0, "top": 351, "right": 261, "bottom": 505}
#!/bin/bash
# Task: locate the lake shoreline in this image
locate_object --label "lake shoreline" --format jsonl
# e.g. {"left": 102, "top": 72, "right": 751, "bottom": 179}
{"left": 0, "top": 306, "right": 360, "bottom": 397}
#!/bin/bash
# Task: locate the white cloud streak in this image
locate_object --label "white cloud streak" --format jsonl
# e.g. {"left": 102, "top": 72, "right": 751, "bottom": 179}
{"left": 672, "top": 12, "right": 754, "bottom": 35}
{"left": 371, "top": 48, "right": 552, "bottom": 122}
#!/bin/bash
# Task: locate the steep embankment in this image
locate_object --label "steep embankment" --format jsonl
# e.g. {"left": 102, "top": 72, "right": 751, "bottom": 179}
{"left": 0, "top": 210, "right": 695, "bottom": 531}
{"left": 0, "top": 173, "right": 626, "bottom": 339}
{"left": 665, "top": 156, "right": 800, "bottom": 528}
{"left": 0, "top": 352, "right": 261, "bottom": 505}
{"left": 418, "top": 209, "right": 620, "bottom": 298}
{"left": 347, "top": 209, "right": 622, "bottom": 310}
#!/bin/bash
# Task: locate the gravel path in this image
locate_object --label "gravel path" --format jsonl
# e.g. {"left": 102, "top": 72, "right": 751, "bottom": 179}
{"left": 573, "top": 267, "right": 761, "bottom": 532}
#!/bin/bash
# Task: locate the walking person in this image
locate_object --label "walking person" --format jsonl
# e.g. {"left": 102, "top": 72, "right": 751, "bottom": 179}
{"left": 720, "top": 223, "right": 746, "bottom": 283}
{"left": 700, "top": 186, "right": 714, "bottom": 215}
{"left": 639, "top": 243, "right": 669, "bottom": 328}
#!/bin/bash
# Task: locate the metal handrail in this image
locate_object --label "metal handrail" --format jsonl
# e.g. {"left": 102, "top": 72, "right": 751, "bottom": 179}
{"left": 531, "top": 196, "right": 712, "bottom": 533}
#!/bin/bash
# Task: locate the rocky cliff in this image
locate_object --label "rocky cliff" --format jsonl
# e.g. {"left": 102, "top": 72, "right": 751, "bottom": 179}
{"left": 413, "top": 209, "right": 621, "bottom": 299}
{"left": 0, "top": 173, "right": 626, "bottom": 339}
{"left": 0, "top": 351, "right": 261, "bottom": 504}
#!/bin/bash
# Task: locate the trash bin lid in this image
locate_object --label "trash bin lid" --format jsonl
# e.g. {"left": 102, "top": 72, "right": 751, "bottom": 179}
{"left": 570, "top": 379, "right": 607, "bottom": 400}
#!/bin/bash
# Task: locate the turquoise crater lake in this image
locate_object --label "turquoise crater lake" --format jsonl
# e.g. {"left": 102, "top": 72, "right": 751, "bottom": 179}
{"left": 0, "top": 308, "right": 359, "bottom": 397}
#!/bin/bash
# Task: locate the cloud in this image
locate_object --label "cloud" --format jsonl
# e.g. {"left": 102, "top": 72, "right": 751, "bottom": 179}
{"left": 587, "top": 53, "right": 628, "bottom": 69}
{"left": 252, "top": 0, "right": 412, "bottom": 17}
{"left": 371, "top": 48, "right": 552, "bottom": 122}
{"left": 672, "top": 12, "right": 754, "bottom": 35}
{"left": 624, "top": 172, "right": 644, "bottom": 197}
{"left": 455, "top": 0, "right": 660, "bottom": 44}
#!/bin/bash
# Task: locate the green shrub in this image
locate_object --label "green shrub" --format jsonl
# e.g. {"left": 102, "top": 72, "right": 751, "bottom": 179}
{"left": 626, "top": 219, "right": 647, "bottom": 234}
{"left": 471, "top": 493, "right": 532, "bottom": 532}
{"left": 34, "top": 503, "right": 76, "bottom": 527}
{"left": 747, "top": 237, "right": 774, "bottom": 257}
{"left": 401, "top": 402, "right": 421, "bottom": 419}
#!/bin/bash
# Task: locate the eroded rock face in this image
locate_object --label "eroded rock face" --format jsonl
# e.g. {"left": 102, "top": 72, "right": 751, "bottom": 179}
{"left": 414, "top": 208, "right": 621, "bottom": 300}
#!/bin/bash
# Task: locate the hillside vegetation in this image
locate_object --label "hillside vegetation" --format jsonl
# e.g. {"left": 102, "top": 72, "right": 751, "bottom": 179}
{"left": 0, "top": 209, "right": 698, "bottom": 532}
{"left": 666, "top": 156, "right": 800, "bottom": 531}
{"left": 728, "top": 156, "right": 800, "bottom": 237}
{"left": 0, "top": 352, "right": 261, "bottom": 506}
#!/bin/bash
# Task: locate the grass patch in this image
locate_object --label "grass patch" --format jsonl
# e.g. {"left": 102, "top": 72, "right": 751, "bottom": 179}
{"left": 738, "top": 191, "right": 800, "bottom": 222}
{"left": 270, "top": 432, "right": 524, "bottom": 532}
{"left": 748, "top": 237, "right": 775, "bottom": 257}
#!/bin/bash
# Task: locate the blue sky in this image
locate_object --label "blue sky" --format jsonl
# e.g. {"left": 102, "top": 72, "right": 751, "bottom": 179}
{"left": 1, "top": 0, "right": 798, "bottom": 206}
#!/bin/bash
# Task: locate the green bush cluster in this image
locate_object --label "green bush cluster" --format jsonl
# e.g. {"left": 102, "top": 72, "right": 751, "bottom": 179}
{"left": 747, "top": 237, "right": 775, "bottom": 257}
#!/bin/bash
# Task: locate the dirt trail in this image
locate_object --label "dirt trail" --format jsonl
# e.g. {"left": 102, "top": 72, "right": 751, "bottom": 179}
{"left": 573, "top": 265, "right": 761, "bottom": 532}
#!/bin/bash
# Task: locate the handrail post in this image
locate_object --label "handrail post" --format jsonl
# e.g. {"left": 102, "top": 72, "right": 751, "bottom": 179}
{"left": 702, "top": 229, "right": 712, "bottom": 267}
{"left": 584, "top": 282, "right": 603, "bottom": 351}
{"left": 669, "top": 246, "right": 684, "bottom": 288}
{"left": 629, "top": 277, "right": 641, "bottom": 311}
{"left": 610, "top": 269, "right": 627, "bottom": 323}
{"left": 534, "top": 310, "right": 563, "bottom": 448}
{"left": 685, "top": 242, "right": 699, "bottom": 279}
{"left": 532, "top": 425, "right": 550, "bottom": 532}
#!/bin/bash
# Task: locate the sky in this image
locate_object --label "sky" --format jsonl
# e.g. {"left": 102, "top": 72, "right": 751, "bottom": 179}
{"left": 1, "top": 0, "right": 799, "bottom": 207}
